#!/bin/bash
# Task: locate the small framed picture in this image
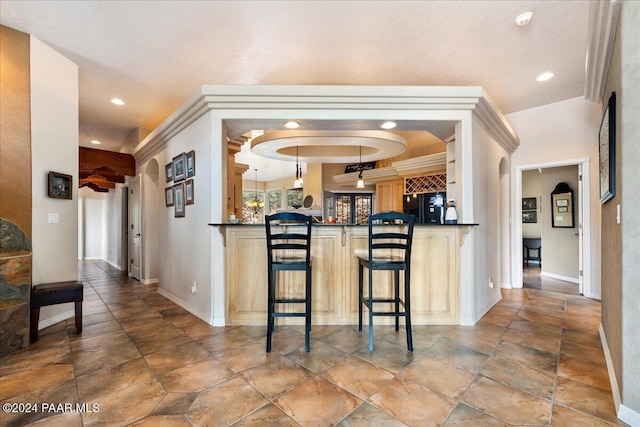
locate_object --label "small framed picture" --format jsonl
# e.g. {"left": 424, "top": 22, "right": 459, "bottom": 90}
{"left": 48, "top": 171, "right": 72, "bottom": 200}
{"left": 558, "top": 206, "right": 568, "bottom": 213}
{"left": 522, "top": 211, "right": 537, "bottom": 223}
{"left": 165, "top": 187, "right": 174, "bottom": 207}
{"left": 522, "top": 197, "right": 537, "bottom": 211}
{"left": 165, "top": 162, "right": 173, "bottom": 183}
{"left": 555, "top": 198, "right": 568, "bottom": 207}
{"left": 173, "top": 153, "right": 186, "bottom": 182}
{"left": 185, "top": 179, "right": 194, "bottom": 205}
{"left": 174, "top": 182, "right": 185, "bottom": 217}
{"left": 186, "top": 150, "right": 196, "bottom": 178}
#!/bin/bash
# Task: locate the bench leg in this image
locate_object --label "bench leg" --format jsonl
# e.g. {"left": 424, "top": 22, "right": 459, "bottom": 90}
{"left": 30, "top": 307, "right": 41, "bottom": 343}
{"left": 75, "top": 301, "right": 83, "bottom": 334}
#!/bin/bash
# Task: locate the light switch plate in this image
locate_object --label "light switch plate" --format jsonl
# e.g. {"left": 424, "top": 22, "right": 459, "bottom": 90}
{"left": 48, "top": 213, "right": 59, "bottom": 224}
{"left": 616, "top": 204, "right": 621, "bottom": 224}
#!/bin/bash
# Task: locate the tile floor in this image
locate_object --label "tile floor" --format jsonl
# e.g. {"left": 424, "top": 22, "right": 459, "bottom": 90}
{"left": 522, "top": 266, "right": 579, "bottom": 295}
{"left": 0, "top": 260, "right": 628, "bottom": 427}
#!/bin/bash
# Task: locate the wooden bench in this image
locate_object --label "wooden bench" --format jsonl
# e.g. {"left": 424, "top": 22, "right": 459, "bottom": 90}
{"left": 30, "top": 281, "right": 83, "bottom": 343}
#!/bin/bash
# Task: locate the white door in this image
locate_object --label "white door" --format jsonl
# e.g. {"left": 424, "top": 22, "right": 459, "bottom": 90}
{"left": 129, "top": 177, "right": 142, "bottom": 281}
{"left": 577, "top": 164, "right": 584, "bottom": 294}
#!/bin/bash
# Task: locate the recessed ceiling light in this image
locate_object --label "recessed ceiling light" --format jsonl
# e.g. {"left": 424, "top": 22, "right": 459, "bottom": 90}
{"left": 110, "top": 98, "right": 125, "bottom": 106}
{"left": 515, "top": 11, "right": 533, "bottom": 27}
{"left": 90, "top": 140, "right": 101, "bottom": 145}
{"left": 284, "top": 121, "right": 300, "bottom": 129}
{"left": 536, "top": 72, "right": 554, "bottom": 82}
{"left": 380, "top": 121, "right": 396, "bottom": 130}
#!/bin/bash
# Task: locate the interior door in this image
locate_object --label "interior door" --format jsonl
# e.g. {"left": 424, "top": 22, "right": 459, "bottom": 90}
{"left": 129, "top": 176, "right": 142, "bottom": 281}
{"left": 577, "top": 164, "right": 584, "bottom": 294}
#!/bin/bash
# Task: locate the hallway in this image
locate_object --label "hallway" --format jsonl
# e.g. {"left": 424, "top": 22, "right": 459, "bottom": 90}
{"left": 0, "top": 260, "right": 626, "bottom": 426}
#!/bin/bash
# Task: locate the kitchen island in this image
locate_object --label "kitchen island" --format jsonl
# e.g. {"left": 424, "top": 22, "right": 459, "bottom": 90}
{"left": 210, "top": 223, "right": 476, "bottom": 326}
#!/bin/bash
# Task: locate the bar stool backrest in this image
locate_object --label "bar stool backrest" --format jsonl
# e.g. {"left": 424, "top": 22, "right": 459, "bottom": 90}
{"left": 367, "top": 211, "right": 415, "bottom": 266}
{"left": 265, "top": 212, "right": 313, "bottom": 265}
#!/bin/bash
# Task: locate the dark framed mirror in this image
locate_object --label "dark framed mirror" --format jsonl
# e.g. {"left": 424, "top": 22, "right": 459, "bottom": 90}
{"left": 550, "top": 182, "right": 574, "bottom": 228}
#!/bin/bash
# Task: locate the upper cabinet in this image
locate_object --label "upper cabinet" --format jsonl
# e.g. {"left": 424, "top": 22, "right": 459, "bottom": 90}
{"left": 376, "top": 179, "right": 404, "bottom": 213}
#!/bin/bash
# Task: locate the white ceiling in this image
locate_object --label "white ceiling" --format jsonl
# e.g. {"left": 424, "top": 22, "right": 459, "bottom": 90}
{"left": 1, "top": 0, "right": 590, "bottom": 175}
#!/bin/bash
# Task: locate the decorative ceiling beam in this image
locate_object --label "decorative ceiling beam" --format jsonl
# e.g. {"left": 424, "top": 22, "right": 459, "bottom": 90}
{"left": 80, "top": 147, "right": 135, "bottom": 177}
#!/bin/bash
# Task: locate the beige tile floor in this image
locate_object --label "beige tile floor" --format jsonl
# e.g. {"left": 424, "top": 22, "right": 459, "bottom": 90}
{"left": 0, "top": 260, "right": 628, "bottom": 427}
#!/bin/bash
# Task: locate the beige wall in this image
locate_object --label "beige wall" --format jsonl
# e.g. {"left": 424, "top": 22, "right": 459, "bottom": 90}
{"left": 30, "top": 35, "right": 79, "bottom": 327}
{"left": 602, "top": 0, "right": 640, "bottom": 416}
{"left": 0, "top": 25, "right": 31, "bottom": 238}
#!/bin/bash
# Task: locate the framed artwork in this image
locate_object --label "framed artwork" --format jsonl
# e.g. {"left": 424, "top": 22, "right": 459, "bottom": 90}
{"left": 165, "top": 187, "right": 174, "bottom": 207}
{"left": 165, "top": 162, "right": 173, "bottom": 183}
{"left": 48, "top": 171, "right": 72, "bottom": 200}
{"left": 551, "top": 182, "right": 574, "bottom": 228}
{"left": 186, "top": 150, "right": 196, "bottom": 178}
{"left": 174, "top": 182, "right": 185, "bottom": 217}
{"left": 173, "top": 153, "right": 186, "bottom": 182}
{"left": 522, "top": 211, "right": 537, "bottom": 223}
{"left": 185, "top": 179, "right": 194, "bottom": 205}
{"left": 599, "top": 91, "right": 616, "bottom": 204}
{"left": 522, "top": 197, "right": 537, "bottom": 211}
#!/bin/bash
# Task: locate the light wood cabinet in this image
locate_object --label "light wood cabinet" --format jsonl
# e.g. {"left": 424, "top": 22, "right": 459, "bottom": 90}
{"left": 223, "top": 224, "right": 466, "bottom": 326}
{"left": 376, "top": 179, "right": 404, "bottom": 213}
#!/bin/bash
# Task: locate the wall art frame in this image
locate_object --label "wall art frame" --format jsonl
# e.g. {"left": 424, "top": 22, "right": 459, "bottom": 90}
{"left": 173, "top": 153, "right": 186, "bottom": 182}
{"left": 599, "top": 91, "right": 616, "bottom": 204}
{"left": 174, "top": 182, "right": 185, "bottom": 217}
{"left": 186, "top": 150, "right": 196, "bottom": 178}
{"left": 165, "top": 162, "right": 173, "bottom": 183}
{"left": 185, "top": 179, "right": 194, "bottom": 205}
{"left": 48, "top": 171, "right": 72, "bottom": 200}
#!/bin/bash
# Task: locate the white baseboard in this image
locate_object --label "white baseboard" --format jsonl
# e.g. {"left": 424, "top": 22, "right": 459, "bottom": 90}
{"left": 38, "top": 309, "right": 75, "bottom": 330}
{"left": 157, "top": 287, "right": 219, "bottom": 326}
{"left": 599, "top": 324, "right": 640, "bottom": 426}
{"left": 618, "top": 404, "right": 640, "bottom": 427}
{"left": 540, "top": 271, "right": 579, "bottom": 284}
{"left": 141, "top": 277, "right": 159, "bottom": 285}
{"left": 105, "top": 259, "right": 121, "bottom": 270}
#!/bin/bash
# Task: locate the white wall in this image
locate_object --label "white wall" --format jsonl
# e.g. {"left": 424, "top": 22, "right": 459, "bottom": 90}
{"left": 80, "top": 188, "right": 104, "bottom": 259}
{"left": 141, "top": 112, "right": 213, "bottom": 321}
{"left": 471, "top": 116, "right": 509, "bottom": 319}
{"left": 507, "top": 96, "right": 602, "bottom": 296}
{"left": 30, "top": 36, "right": 79, "bottom": 327}
{"left": 104, "top": 184, "right": 124, "bottom": 269}
{"left": 142, "top": 160, "right": 160, "bottom": 282}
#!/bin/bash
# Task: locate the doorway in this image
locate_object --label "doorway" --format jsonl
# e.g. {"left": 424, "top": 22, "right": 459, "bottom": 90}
{"left": 128, "top": 176, "right": 142, "bottom": 281}
{"left": 514, "top": 158, "right": 591, "bottom": 296}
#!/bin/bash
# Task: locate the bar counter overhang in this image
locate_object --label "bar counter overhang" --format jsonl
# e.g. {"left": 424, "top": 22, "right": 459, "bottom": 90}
{"left": 210, "top": 222, "right": 477, "bottom": 326}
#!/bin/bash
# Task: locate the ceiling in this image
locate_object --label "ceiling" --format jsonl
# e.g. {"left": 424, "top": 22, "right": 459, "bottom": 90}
{"left": 1, "top": 0, "right": 590, "bottom": 174}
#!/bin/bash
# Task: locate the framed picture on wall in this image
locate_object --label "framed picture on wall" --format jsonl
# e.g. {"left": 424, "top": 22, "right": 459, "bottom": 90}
{"left": 522, "top": 197, "right": 537, "bottom": 211}
{"left": 165, "top": 162, "right": 173, "bottom": 183}
{"left": 186, "top": 150, "right": 196, "bottom": 178}
{"left": 48, "top": 171, "right": 72, "bottom": 200}
{"left": 173, "top": 153, "right": 186, "bottom": 182}
{"left": 165, "top": 187, "right": 174, "bottom": 207}
{"left": 599, "top": 91, "right": 616, "bottom": 204}
{"left": 522, "top": 211, "right": 537, "bottom": 223}
{"left": 174, "top": 182, "right": 185, "bottom": 217}
{"left": 185, "top": 179, "right": 194, "bottom": 205}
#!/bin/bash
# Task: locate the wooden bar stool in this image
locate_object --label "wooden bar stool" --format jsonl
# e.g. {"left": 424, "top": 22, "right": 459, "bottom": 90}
{"left": 30, "top": 281, "right": 83, "bottom": 343}
{"left": 358, "top": 211, "right": 415, "bottom": 352}
{"left": 265, "top": 212, "right": 313, "bottom": 352}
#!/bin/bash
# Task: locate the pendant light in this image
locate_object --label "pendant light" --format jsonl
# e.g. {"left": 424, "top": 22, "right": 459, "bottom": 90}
{"left": 245, "top": 168, "right": 264, "bottom": 213}
{"left": 356, "top": 146, "right": 365, "bottom": 189}
{"left": 294, "top": 146, "right": 303, "bottom": 188}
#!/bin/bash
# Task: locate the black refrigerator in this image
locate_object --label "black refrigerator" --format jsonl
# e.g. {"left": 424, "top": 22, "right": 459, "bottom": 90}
{"left": 402, "top": 192, "right": 446, "bottom": 224}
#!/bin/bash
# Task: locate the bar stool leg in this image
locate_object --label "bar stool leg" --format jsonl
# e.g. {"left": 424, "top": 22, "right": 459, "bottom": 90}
{"left": 358, "top": 263, "right": 364, "bottom": 331}
{"left": 305, "top": 266, "right": 311, "bottom": 352}
{"left": 368, "top": 267, "right": 374, "bottom": 352}
{"left": 405, "top": 270, "right": 413, "bottom": 352}
{"left": 266, "top": 269, "right": 275, "bottom": 353}
{"left": 30, "top": 307, "right": 41, "bottom": 343}
{"left": 394, "top": 270, "right": 400, "bottom": 331}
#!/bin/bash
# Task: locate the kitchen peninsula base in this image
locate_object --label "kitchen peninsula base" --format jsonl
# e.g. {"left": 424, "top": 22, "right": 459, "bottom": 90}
{"left": 214, "top": 224, "right": 473, "bottom": 326}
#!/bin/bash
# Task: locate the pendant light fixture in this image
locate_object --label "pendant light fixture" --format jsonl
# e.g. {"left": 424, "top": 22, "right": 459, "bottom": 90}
{"left": 245, "top": 168, "right": 264, "bottom": 213}
{"left": 294, "top": 146, "right": 303, "bottom": 188}
{"left": 356, "top": 146, "right": 365, "bottom": 189}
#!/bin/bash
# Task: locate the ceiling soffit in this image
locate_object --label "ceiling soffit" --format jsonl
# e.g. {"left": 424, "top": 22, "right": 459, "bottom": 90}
{"left": 133, "top": 85, "right": 519, "bottom": 163}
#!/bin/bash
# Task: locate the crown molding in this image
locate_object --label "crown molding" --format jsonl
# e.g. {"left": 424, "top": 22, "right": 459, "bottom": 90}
{"left": 585, "top": 0, "right": 622, "bottom": 102}
{"left": 133, "top": 85, "right": 519, "bottom": 163}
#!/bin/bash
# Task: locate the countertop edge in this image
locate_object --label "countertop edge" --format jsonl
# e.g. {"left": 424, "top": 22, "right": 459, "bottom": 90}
{"left": 208, "top": 223, "right": 479, "bottom": 227}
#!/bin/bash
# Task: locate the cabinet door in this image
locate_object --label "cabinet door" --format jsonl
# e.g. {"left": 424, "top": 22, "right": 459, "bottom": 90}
{"left": 391, "top": 179, "right": 405, "bottom": 212}
{"left": 376, "top": 182, "right": 392, "bottom": 213}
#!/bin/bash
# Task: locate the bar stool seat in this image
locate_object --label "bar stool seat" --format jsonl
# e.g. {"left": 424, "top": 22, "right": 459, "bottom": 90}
{"left": 30, "top": 281, "right": 83, "bottom": 343}
{"left": 358, "top": 211, "right": 415, "bottom": 352}
{"left": 265, "top": 212, "right": 313, "bottom": 352}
